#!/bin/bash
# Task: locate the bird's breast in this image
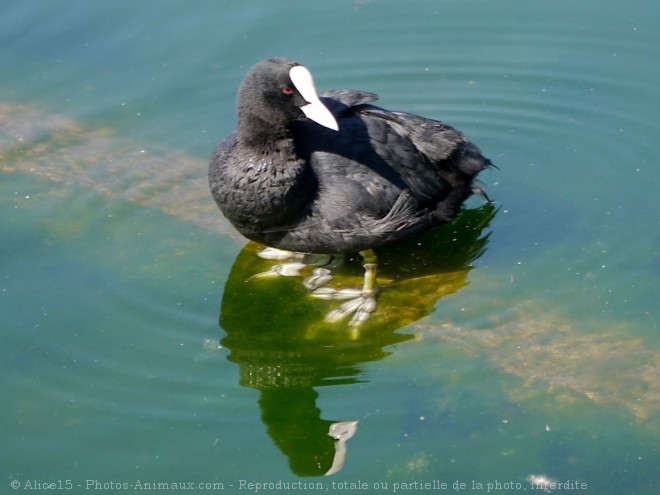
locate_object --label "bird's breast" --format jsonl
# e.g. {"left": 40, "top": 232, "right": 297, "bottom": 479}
{"left": 218, "top": 152, "right": 315, "bottom": 230}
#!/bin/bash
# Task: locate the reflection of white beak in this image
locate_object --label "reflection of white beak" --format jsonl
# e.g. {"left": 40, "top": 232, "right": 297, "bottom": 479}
{"left": 324, "top": 420, "right": 358, "bottom": 476}
{"left": 290, "top": 65, "right": 339, "bottom": 131}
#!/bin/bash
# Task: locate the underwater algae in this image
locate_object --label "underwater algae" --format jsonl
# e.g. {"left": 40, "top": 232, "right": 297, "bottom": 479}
{"left": 0, "top": 102, "right": 228, "bottom": 235}
{"left": 415, "top": 301, "right": 659, "bottom": 421}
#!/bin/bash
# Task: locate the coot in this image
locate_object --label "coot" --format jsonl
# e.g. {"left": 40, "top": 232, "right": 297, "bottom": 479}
{"left": 209, "top": 57, "right": 493, "bottom": 325}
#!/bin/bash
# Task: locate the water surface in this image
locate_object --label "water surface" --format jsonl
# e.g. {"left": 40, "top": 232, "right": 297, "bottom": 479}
{"left": 2, "top": 1, "right": 658, "bottom": 493}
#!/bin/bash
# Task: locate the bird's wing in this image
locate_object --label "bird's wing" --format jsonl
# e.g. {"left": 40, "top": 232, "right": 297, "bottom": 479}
{"left": 320, "top": 89, "right": 378, "bottom": 109}
{"left": 358, "top": 108, "right": 464, "bottom": 163}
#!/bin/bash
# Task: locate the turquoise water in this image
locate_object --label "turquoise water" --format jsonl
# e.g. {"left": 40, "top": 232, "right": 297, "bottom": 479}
{"left": 2, "top": 0, "right": 658, "bottom": 493}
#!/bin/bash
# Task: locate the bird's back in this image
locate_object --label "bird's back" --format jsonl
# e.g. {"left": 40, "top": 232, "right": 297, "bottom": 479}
{"left": 283, "top": 90, "right": 491, "bottom": 251}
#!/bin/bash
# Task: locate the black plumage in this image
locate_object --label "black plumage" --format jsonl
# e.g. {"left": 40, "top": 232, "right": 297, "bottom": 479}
{"left": 209, "top": 57, "right": 492, "bottom": 255}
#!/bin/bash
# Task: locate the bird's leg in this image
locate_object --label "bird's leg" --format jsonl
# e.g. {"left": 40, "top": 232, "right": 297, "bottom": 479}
{"left": 311, "top": 249, "right": 379, "bottom": 326}
{"left": 359, "top": 249, "right": 378, "bottom": 296}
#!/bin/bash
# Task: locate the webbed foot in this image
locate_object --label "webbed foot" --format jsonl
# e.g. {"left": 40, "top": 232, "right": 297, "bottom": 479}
{"left": 311, "top": 287, "right": 377, "bottom": 325}
{"left": 311, "top": 258, "right": 379, "bottom": 326}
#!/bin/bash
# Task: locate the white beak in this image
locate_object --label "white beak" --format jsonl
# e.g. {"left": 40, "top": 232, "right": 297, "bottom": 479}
{"left": 289, "top": 65, "right": 339, "bottom": 131}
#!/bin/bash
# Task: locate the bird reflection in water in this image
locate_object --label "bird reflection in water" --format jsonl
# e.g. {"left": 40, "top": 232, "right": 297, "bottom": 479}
{"left": 217, "top": 204, "right": 496, "bottom": 476}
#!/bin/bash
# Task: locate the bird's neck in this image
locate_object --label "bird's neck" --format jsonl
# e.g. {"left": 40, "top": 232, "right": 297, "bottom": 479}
{"left": 237, "top": 113, "right": 292, "bottom": 149}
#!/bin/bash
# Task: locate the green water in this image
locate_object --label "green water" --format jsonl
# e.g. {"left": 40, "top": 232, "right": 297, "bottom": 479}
{"left": 2, "top": 1, "right": 658, "bottom": 494}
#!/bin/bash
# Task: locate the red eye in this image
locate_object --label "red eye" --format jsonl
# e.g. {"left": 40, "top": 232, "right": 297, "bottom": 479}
{"left": 282, "top": 86, "right": 294, "bottom": 95}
